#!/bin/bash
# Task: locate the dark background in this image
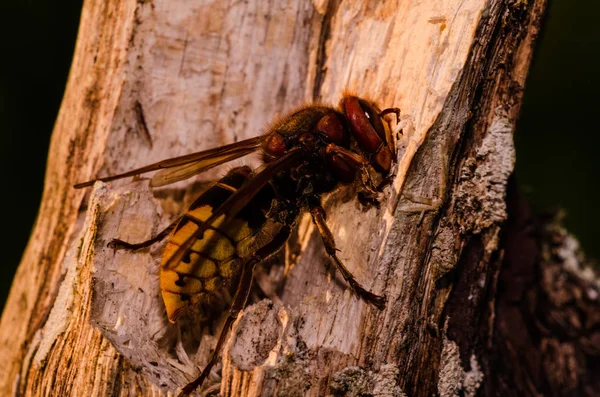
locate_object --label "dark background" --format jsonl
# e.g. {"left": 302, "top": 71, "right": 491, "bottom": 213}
{"left": 1, "top": 1, "right": 598, "bottom": 310}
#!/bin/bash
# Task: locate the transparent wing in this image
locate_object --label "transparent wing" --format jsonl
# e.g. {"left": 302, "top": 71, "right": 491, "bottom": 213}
{"left": 150, "top": 145, "right": 259, "bottom": 187}
{"left": 74, "top": 136, "right": 264, "bottom": 189}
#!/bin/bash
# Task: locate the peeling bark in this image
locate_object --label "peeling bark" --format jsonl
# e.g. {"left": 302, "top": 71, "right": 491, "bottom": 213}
{"left": 2, "top": 1, "right": 597, "bottom": 397}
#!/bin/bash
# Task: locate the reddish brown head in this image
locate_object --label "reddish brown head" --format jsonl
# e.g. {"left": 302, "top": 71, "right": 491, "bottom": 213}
{"left": 341, "top": 95, "right": 393, "bottom": 173}
{"left": 259, "top": 97, "right": 396, "bottom": 190}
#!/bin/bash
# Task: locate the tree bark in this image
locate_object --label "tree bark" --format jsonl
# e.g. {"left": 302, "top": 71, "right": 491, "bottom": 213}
{"left": 2, "top": 0, "right": 597, "bottom": 396}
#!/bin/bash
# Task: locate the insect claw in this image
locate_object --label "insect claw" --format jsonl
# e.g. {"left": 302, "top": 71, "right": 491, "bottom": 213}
{"left": 372, "top": 294, "right": 387, "bottom": 310}
{"left": 362, "top": 290, "right": 387, "bottom": 310}
{"left": 368, "top": 292, "right": 387, "bottom": 310}
{"left": 107, "top": 239, "right": 133, "bottom": 250}
{"left": 357, "top": 192, "right": 381, "bottom": 209}
{"left": 376, "top": 175, "right": 394, "bottom": 191}
{"left": 349, "top": 280, "right": 387, "bottom": 310}
{"left": 107, "top": 239, "right": 120, "bottom": 249}
{"left": 379, "top": 107, "right": 401, "bottom": 122}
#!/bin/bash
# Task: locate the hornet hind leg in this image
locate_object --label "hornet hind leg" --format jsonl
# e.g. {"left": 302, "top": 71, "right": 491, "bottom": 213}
{"left": 310, "top": 205, "right": 386, "bottom": 310}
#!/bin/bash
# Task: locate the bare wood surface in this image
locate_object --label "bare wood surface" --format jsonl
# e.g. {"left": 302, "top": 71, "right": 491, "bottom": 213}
{"left": 3, "top": 1, "right": 597, "bottom": 397}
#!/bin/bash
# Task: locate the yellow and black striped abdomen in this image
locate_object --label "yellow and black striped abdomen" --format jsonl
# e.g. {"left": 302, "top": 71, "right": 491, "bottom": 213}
{"left": 160, "top": 166, "right": 274, "bottom": 322}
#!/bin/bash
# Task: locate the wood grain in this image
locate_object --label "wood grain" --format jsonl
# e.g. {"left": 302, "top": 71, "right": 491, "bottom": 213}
{"left": 4, "top": 1, "right": 592, "bottom": 397}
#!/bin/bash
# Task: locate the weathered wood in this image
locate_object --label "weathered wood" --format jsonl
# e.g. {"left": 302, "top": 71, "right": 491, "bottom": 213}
{"left": 483, "top": 186, "right": 600, "bottom": 397}
{"left": 4, "top": 1, "right": 597, "bottom": 397}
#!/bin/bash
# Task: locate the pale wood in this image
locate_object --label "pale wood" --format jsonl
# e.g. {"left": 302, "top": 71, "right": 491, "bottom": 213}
{"left": 4, "top": 1, "right": 597, "bottom": 397}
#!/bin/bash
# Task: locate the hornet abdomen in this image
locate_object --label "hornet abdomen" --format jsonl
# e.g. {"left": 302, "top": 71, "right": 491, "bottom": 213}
{"left": 160, "top": 166, "right": 275, "bottom": 322}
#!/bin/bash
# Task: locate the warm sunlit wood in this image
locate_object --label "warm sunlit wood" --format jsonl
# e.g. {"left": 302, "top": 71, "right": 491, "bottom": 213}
{"left": 3, "top": 1, "right": 597, "bottom": 397}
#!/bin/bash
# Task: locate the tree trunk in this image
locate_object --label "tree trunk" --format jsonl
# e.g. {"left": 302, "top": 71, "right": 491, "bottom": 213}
{"left": 2, "top": 0, "right": 598, "bottom": 396}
